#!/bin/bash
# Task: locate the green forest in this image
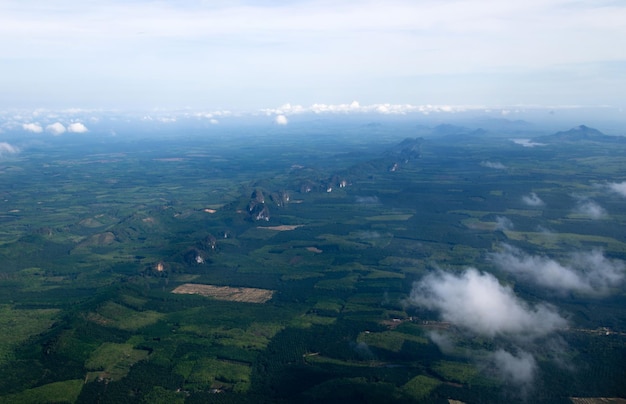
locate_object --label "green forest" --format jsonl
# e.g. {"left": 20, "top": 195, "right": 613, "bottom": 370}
{"left": 0, "top": 123, "right": 625, "bottom": 403}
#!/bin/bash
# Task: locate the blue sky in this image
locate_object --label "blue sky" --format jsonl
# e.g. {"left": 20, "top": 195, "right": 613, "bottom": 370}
{"left": 1, "top": 0, "right": 625, "bottom": 111}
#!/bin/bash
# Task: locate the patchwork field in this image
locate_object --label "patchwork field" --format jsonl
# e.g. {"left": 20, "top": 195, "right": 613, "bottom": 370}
{"left": 0, "top": 124, "right": 625, "bottom": 403}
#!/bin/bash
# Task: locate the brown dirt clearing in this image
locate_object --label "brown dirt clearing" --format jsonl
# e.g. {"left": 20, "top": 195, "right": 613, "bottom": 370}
{"left": 172, "top": 284, "right": 275, "bottom": 303}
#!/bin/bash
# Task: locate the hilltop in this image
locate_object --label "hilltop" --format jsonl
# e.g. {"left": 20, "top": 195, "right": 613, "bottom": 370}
{"left": 536, "top": 125, "right": 626, "bottom": 143}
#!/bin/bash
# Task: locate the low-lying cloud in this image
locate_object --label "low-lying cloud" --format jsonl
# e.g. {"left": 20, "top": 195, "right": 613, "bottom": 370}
{"left": 511, "top": 139, "right": 546, "bottom": 148}
{"left": 495, "top": 216, "right": 514, "bottom": 231}
{"left": 522, "top": 192, "right": 544, "bottom": 207}
{"left": 0, "top": 142, "right": 19, "bottom": 156}
{"left": 22, "top": 123, "right": 43, "bottom": 133}
{"left": 46, "top": 122, "right": 66, "bottom": 135}
{"left": 607, "top": 181, "right": 626, "bottom": 197}
{"left": 490, "top": 349, "right": 537, "bottom": 386}
{"left": 481, "top": 161, "right": 506, "bottom": 170}
{"left": 67, "top": 122, "right": 89, "bottom": 133}
{"left": 261, "top": 101, "right": 472, "bottom": 116}
{"left": 574, "top": 199, "right": 606, "bottom": 219}
{"left": 275, "top": 115, "right": 288, "bottom": 125}
{"left": 490, "top": 244, "right": 625, "bottom": 296}
{"left": 410, "top": 268, "right": 566, "bottom": 338}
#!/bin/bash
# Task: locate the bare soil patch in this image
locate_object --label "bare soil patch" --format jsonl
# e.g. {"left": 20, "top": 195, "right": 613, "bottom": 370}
{"left": 172, "top": 284, "right": 275, "bottom": 303}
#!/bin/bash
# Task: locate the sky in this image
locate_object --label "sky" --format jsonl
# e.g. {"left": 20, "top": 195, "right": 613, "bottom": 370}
{"left": 1, "top": 0, "right": 625, "bottom": 111}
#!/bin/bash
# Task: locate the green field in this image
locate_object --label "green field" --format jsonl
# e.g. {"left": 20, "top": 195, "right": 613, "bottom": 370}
{"left": 0, "top": 123, "right": 625, "bottom": 403}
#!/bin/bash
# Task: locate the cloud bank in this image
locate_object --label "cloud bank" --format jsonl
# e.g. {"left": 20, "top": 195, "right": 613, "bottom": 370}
{"left": 262, "top": 102, "right": 473, "bottom": 116}
{"left": 490, "top": 244, "right": 625, "bottom": 296}
{"left": 410, "top": 268, "right": 566, "bottom": 338}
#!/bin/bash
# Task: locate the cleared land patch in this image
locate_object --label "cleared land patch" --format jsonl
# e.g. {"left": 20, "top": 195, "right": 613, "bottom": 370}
{"left": 172, "top": 284, "right": 275, "bottom": 303}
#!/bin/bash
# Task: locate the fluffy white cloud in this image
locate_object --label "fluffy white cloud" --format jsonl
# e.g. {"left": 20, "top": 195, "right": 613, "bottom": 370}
{"left": 490, "top": 244, "right": 625, "bottom": 296}
{"left": 46, "top": 122, "right": 66, "bottom": 135}
{"left": 575, "top": 199, "right": 606, "bottom": 219}
{"left": 490, "top": 349, "right": 537, "bottom": 386}
{"left": 410, "top": 268, "right": 566, "bottom": 338}
{"left": 275, "top": 115, "right": 288, "bottom": 125}
{"left": 522, "top": 192, "right": 544, "bottom": 207}
{"left": 480, "top": 161, "right": 506, "bottom": 169}
{"left": 22, "top": 123, "right": 43, "bottom": 133}
{"left": 608, "top": 181, "right": 626, "bottom": 197}
{"left": 67, "top": 122, "right": 89, "bottom": 133}
{"left": 495, "top": 216, "right": 514, "bottom": 231}
{"left": 0, "top": 142, "right": 19, "bottom": 155}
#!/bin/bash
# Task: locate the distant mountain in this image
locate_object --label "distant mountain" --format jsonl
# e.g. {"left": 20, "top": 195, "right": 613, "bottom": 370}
{"left": 537, "top": 125, "right": 626, "bottom": 143}
{"left": 431, "top": 124, "right": 487, "bottom": 140}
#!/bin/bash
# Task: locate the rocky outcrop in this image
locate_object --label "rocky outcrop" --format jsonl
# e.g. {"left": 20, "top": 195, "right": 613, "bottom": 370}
{"left": 269, "top": 191, "right": 290, "bottom": 207}
{"left": 247, "top": 189, "right": 271, "bottom": 221}
{"left": 384, "top": 137, "right": 423, "bottom": 163}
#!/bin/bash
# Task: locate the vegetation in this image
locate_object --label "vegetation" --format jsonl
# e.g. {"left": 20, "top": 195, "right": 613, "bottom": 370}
{"left": 0, "top": 123, "right": 625, "bottom": 402}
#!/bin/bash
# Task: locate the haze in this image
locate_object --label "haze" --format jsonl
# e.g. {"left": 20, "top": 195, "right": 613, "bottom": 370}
{"left": 1, "top": 0, "right": 625, "bottom": 110}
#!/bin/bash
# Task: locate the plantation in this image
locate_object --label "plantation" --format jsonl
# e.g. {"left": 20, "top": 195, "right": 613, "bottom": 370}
{"left": 0, "top": 121, "right": 625, "bottom": 402}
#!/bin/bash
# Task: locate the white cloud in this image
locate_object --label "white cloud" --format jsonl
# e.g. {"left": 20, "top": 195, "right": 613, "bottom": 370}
{"left": 67, "top": 122, "right": 89, "bottom": 133}
{"left": 275, "top": 115, "right": 288, "bottom": 125}
{"left": 495, "top": 216, "right": 514, "bottom": 231}
{"left": 156, "top": 117, "right": 176, "bottom": 123}
{"left": 210, "top": 118, "right": 219, "bottom": 125}
{"left": 22, "top": 123, "right": 43, "bottom": 133}
{"left": 607, "top": 181, "right": 626, "bottom": 197}
{"left": 512, "top": 139, "right": 546, "bottom": 147}
{"left": 410, "top": 268, "right": 566, "bottom": 338}
{"left": 46, "top": 122, "right": 66, "bottom": 135}
{"left": 480, "top": 161, "right": 506, "bottom": 169}
{"left": 522, "top": 192, "right": 544, "bottom": 207}
{"left": 0, "top": 142, "right": 19, "bottom": 156}
{"left": 490, "top": 349, "right": 537, "bottom": 386}
{"left": 490, "top": 244, "right": 625, "bottom": 296}
{"left": 575, "top": 199, "right": 606, "bottom": 219}
{"left": 427, "top": 331, "right": 455, "bottom": 355}
{"left": 262, "top": 102, "right": 474, "bottom": 116}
